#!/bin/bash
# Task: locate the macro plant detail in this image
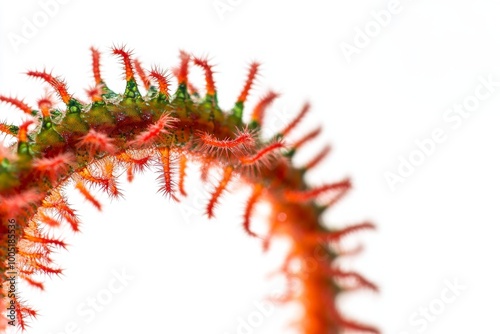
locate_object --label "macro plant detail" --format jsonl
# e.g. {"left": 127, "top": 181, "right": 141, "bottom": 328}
{"left": 0, "top": 46, "right": 377, "bottom": 333}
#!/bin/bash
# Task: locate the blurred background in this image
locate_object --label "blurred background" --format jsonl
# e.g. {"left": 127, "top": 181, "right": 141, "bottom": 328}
{"left": 1, "top": 1, "right": 500, "bottom": 333}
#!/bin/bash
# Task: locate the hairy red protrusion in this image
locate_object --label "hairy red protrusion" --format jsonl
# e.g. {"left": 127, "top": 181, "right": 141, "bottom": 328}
{"left": 18, "top": 120, "right": 34, "bottom": 143}
{"left": 284, "top": 179, "right": 351, "bottom": 203}
{"left": 323, "top": 181, "right": 350, "bottom": 209}
{"left": 115, "top": 150, "right": 153, "bottom": 182}
{"left": 292, "top": 126, "right": 321, "bottom": 150}
{"left": 193, "top": 56, "right": 216, "bottom": 96}
{"left": 239, "top": 141, "right": 284, "bottom": 166}
{"left": 26, "top": 71, "right": 71, "bottom": 104}
{"left": 243, "top": 184, "right": 262, "bottom": 237}
{"left": 77, "top": 160, "right": 122, "bottom": 199}
{"left": 20, "top": 275, "right": 45, "bottom": 291}
{"left": 37, "top": 94, "right": 55, "bottom": 117}
{"left": 77, "top": 129, "right": 116, "bottom": 156}
{"left": 0, "top": 124, "right": 16, "bottom": 137}
{"left": 90, "top": 46, "right": 103, "bottom": 84}
{"left": 197, "top": 128, "right": 255, "bottom": 157}
{"left": 85, "top": 84, "right": 104, "bottom": 102}
{"left": 0, "top": 189, "right": 41, "bottom": 216}
{"left": 280, "top": 102, "right": 310, "bottom": 137}
{"left": 237, "top": 62, "right": 260, "bottom": 104}
{"left": 178, "top": 154, "right": 188, "bottom": 196}
{"left": 157, "top": 147, "right": 179, "bottom": 201}
{"left": 112, "top": 46, "right": 135, "bottom": 81}
{"left": 0, "top": 96, "right": 33, "bottom": 115}
{"left": 251, "top": 91, "right": 279, "bottom": 125}
{"left": 317, "top": 222, "right": 376, "bottom": 243}
{"left": 176, "top": 50, "right": 190, "bottom": 85}
{"left": 206, "top": 166, "right": 233, "bottom": 218}
{"left": 327, "top": 267, "right": 378, "bottom": 292}
{"left": 75, "top": 181, "right": 102, "bottom": 210}
{"left": 30, "top": 263, "right": 63, "bottom": 277}
{"left": 149, "top": 67, "right": 171, "bottom": 97}
{"left": 129, "top": 113, "right": 177, "bottom": 147}
{"left": 23, "top": 233, "right": 66, "bottom": 249}
{"left": 36, "top": 211, "right": 61, "bottom": 228}
{"left": 99, "top": 159, "right": 122, "bottom": 198}
{"left": 42, "top": 190, "right": 81, "bottom": 232}
{"left": 304, "top": 144, "right": 332, "bottom": 170}
{"left": 32, "top": 152, "right": 74, "bottom": 182}
{"left": 133, "top": 58, "right": 151, "bottom": 90}
{"left": 15, "top": 303, "right": 37, "bottom": 331}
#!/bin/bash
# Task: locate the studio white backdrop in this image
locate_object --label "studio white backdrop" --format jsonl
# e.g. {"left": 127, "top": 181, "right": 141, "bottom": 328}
{"left": 1, "top": 1, "right": 500, "bottom": 333}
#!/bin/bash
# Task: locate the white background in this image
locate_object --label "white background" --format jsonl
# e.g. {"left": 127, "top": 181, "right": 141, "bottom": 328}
{"left": 1, "top": 1, "right": 500, "bottom": 333}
